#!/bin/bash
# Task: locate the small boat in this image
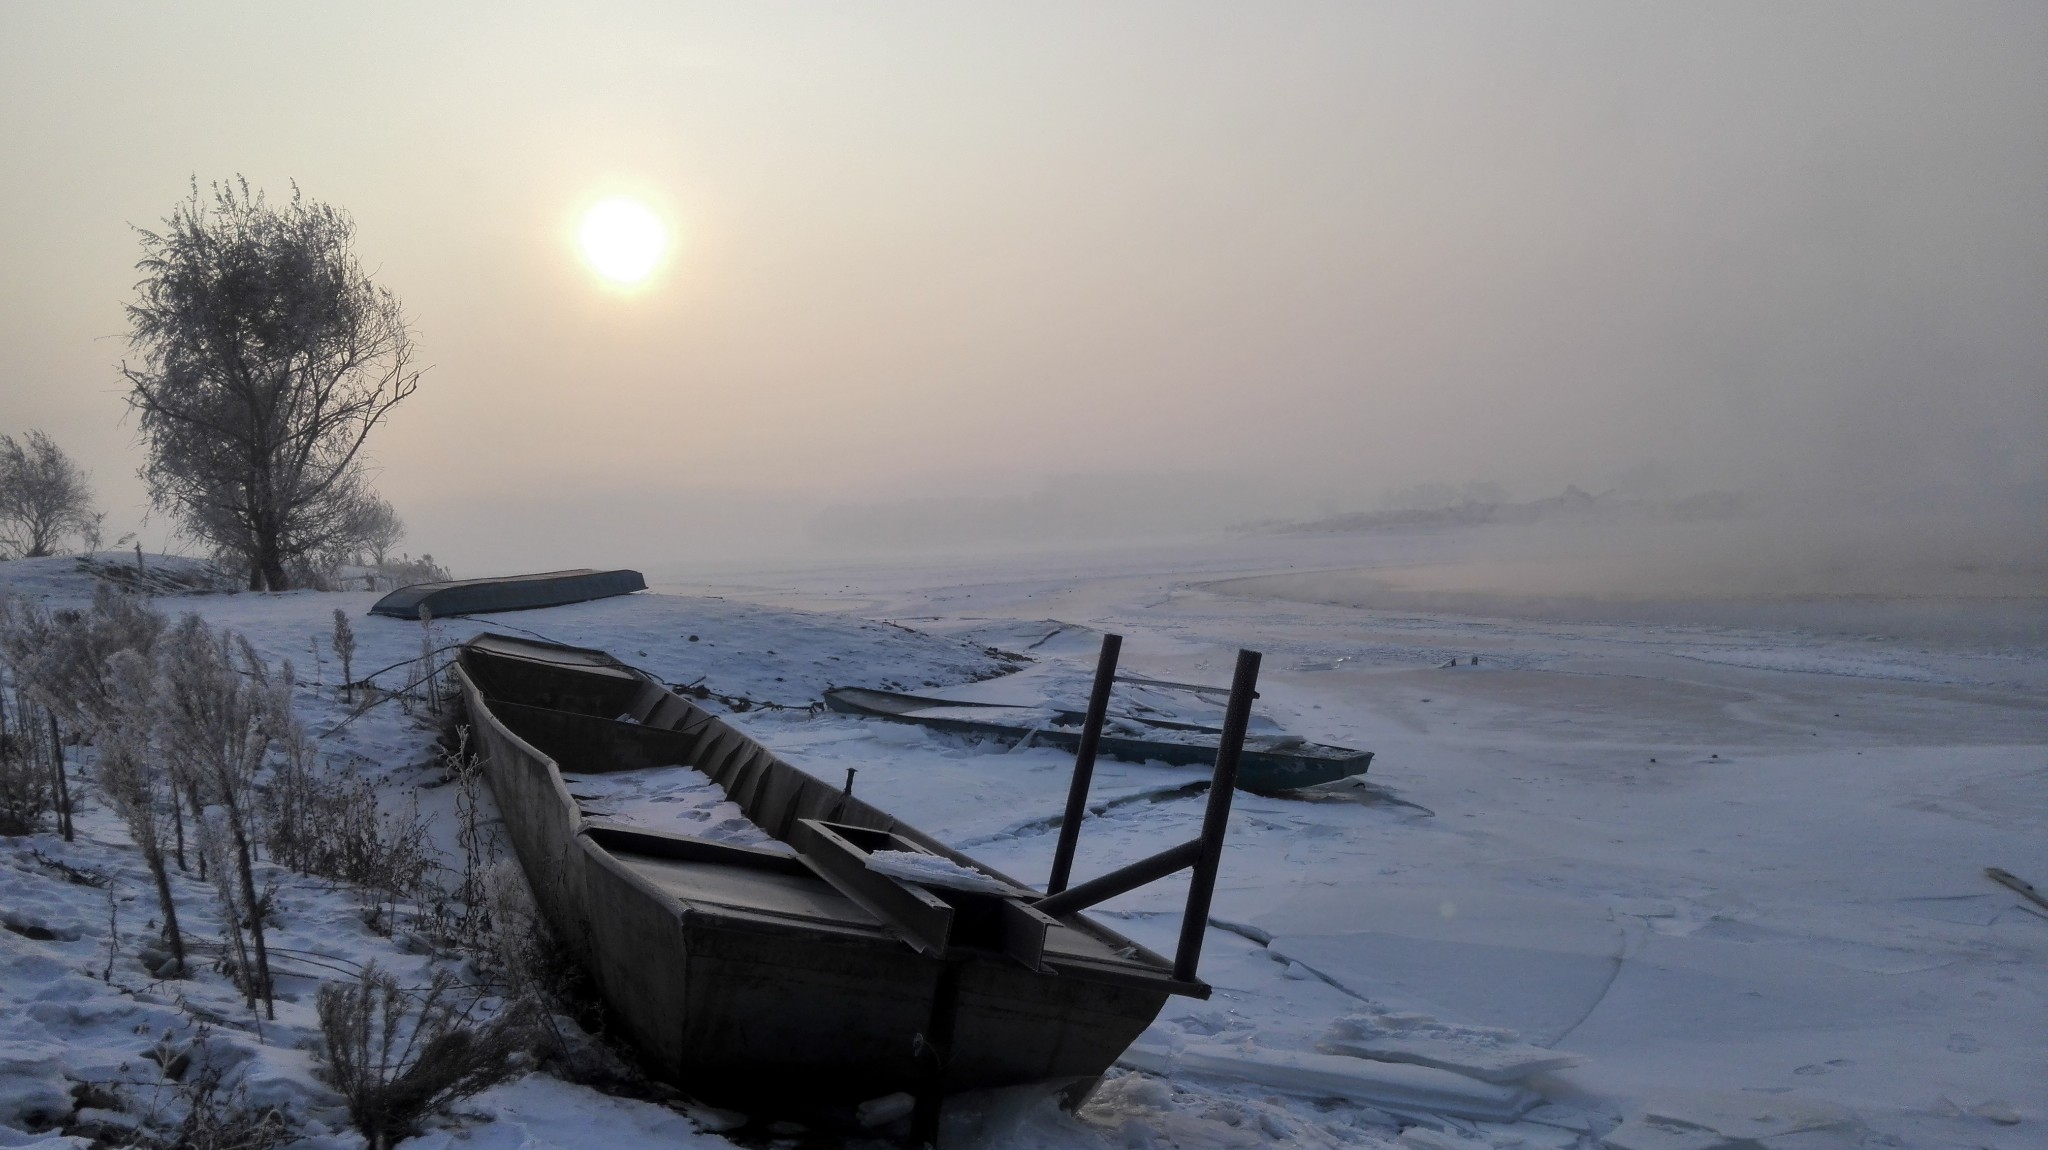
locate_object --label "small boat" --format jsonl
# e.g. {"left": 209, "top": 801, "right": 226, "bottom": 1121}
{"left": 454, "top": 634, "right": 1234, "bottom": 1125}
{"left": 822, "top": 686, "right": 1374, "bottom": 794}
{"left": 369, "top": 568, "right": 645, "bottom": 619}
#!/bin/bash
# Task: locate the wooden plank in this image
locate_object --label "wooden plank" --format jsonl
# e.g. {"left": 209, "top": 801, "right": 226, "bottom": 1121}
{"left": 793, "top": 819, "right": 956, "bottom": 955}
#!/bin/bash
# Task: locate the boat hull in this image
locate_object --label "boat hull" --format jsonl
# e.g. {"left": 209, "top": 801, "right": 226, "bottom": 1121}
{"left": 455, "top": 636, "right": 1185, "bottom": 1113}
{"left": 370, "top": 568, "right": 645, "bottom": 618}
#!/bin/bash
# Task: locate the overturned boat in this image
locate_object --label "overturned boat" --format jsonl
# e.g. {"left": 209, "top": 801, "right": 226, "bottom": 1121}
{"left": 370, "top": 568, "right": 645, "bottom": 619}
{"left": 455, "top": 633, "right": 1265, "bottom": 1125}
{"left": 823, "top": 686, "right": 1373, "bottom": 794}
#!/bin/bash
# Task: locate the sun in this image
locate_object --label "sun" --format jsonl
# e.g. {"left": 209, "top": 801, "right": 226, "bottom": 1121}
{"left": 577, "top": 197, "right": 668, "bottom": 286}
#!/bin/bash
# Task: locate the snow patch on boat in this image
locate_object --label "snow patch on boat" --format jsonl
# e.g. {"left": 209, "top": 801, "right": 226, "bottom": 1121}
{"left": 559, "top": 766, "right": 792, "bottom": 854}
{"left": 865, "top": 850, "right": 1019, "bottom": 894}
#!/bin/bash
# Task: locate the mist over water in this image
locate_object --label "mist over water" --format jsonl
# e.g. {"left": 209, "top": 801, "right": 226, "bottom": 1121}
{"left": 1200, "top": 488, "right": 2048, "bottom": 647}
{"left": 2, "top": 3, "right": 2043, "bottom": 602}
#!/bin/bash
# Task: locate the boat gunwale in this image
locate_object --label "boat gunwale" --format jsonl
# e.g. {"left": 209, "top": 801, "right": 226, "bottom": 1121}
{"left": 456, "top": 634, "right": 1204, "bottom": 995}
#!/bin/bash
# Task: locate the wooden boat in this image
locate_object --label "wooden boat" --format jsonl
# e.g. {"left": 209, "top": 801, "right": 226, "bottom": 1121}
{"left": 823, "top": 686, "right": 1374, "bottom": 794}
{"left": 454, "top": 633, "right": 1214, "bottom": 1120}
{"left": 370, "top": 568, "right": 645, "bottom": 618}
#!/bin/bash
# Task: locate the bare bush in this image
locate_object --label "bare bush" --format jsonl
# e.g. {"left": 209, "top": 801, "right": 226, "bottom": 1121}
{"left": 0, "top": 429, "right": 99, "bottom": 559}
{"left": 317, "top": 964, "right": 527, "bottom": 1148}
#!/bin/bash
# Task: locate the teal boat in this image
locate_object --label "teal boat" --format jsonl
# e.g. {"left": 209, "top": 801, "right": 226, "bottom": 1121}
{"left": 822, "top": 686, "right": 1372, "bottom": 794}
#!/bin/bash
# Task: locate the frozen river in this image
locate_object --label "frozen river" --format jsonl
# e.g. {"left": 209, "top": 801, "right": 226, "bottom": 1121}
{"left": 3, "top": 527, "right": 2041, "bottom": 1149}
{"left": 663, "top": 526, "right": 2046, "bottom": 1148}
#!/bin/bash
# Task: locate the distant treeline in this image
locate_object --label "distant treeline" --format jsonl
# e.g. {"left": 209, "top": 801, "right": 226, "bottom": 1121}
{"left": 1239, "top": 487, "right": 1751, "bottom": 535}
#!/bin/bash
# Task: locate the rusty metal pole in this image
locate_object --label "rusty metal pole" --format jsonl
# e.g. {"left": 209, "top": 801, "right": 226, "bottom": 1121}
{"left": 1047, "top": 633, "right": 1121, "bottom": 895}
{"left": 1173, "top": 648, "right": 1259, "bottom": 983}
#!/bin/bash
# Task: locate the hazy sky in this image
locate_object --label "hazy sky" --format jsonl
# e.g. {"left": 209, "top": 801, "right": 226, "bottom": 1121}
{"left": 2, "top": 2, "right": 2043, "bottom": 572}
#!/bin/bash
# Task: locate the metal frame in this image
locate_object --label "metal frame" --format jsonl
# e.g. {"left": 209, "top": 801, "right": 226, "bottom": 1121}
{"left": 1037, "top": 636, "right": 1263, "bottom": 983}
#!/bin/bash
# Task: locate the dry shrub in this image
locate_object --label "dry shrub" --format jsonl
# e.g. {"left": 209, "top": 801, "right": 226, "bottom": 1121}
{"left": 367, "top": 554, "right": 449, "bottom": 591}
{"left": 17, "top": 585, "right": 167, "bottom": 729}
{"left": 316, "top": 964, "right": 527, "bottom": 1148}
{"left": 331, "top": 609, "right": 355, "bottom": 702}
{"left": 99, "top": 649, "right": 188, "bottom": 975}
{"left": 155, "top": 618, "right": 283, "bottom": 1017}
{"left": 161, "top": 1058, "right": 290, "bottom": 1150}
{"left": 0, "top": 712, "right": 50, "bottom": 835}
{"left": 78, "top": 1026, "right": 292, "bottom": 1150}
{"left": 0, "top": 597, "right": 60, "bottom": 837}
{"left": 446, "top": 732, "right": 497, "bottom": 945}
{"left": 1, "top": 586, "right": 169, "bottom": 843}
{"left": 264, "top": 732, "right": 434, "bottom": 933}
{"left": 479, "top": 863, "right": 576, "bottom": 1044}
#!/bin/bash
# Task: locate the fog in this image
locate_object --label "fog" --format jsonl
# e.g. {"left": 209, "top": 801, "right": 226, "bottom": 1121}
{"left": 1, "top": 3, "right": 2042, "bottom": 590}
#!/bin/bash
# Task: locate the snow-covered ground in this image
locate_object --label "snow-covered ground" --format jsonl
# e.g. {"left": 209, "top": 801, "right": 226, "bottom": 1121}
{"left": 2, "top": 533, "right": 2042, "bottom": 1149}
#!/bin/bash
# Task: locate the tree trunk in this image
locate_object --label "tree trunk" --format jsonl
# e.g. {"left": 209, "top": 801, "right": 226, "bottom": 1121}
{"left": 146, "top": 844, "right": 186, "bottom": 976}
{"left": 253, "top": 514, "right": 289, "bottom": 592}
{"left": 47, "top": 712, "right": 71, "bottom": 842}
{"left": 227, "top": 814, "right": 275, "bottom": 1019}
{"left": 182, "top": 779, "right": 208, "bottom": 879}
{"left": 170, "top": 780, "right": 187, "bottom": 873}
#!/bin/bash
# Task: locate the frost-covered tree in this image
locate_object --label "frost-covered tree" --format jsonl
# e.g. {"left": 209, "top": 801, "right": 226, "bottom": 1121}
{"left": 11, "top": 587, "right": 167, "bottom": 733}
{"left": 331, "top": 609, "right": 356, "bottom": 702}
{"left": 0, "top": 589, "right": 165, "bottom": 843}
{"left": 0, "top": 430, "right": 99, "bottom": 559}
{"left": 0, "top": 598, "right": 58, "bottom": 837}
{"left": 122, "top": 179, "right": 422, "bottom": 591}
{"left": 155, "top": 616, "right": 286, "bottom": 1016}
{"left": 350, "top": 496, "right": 404, "bottom": 567}
{"left": 98, "top": 649, "right": 187, "bottom": 975}
{"left": 0, "top": 664, "right": 54, "bottom": 837}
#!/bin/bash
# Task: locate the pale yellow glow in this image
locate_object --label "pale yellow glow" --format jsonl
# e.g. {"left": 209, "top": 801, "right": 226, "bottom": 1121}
{"left": 577, "top": 197, "right": 668, "bottom": 285}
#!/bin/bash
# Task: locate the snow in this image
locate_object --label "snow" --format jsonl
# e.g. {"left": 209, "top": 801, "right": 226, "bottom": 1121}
{"left": 864, "top": 849, "right": 1021, "bottom": 894}
{"left": 1321, "top": 1010, "right": 1587, "bottom": 1084}
{"left": 2, "top": 532, "right": 2043, "bottom": 1149}
{"left": 0, "top": 825, "right": 434, "bottom": 1148}
{"left": 1117, "top": 1044, "right": 1539, "bottom": 1123}
{"left": 561, "top": 766, "right": 790, "bottom": 853}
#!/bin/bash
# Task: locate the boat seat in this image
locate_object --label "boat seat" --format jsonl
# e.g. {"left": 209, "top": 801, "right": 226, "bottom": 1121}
{"left": 626, "top": 681, "right": 670, "bottom": 723}
{"left": 642, "top": 694, "right": 696, "bottom": 730}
